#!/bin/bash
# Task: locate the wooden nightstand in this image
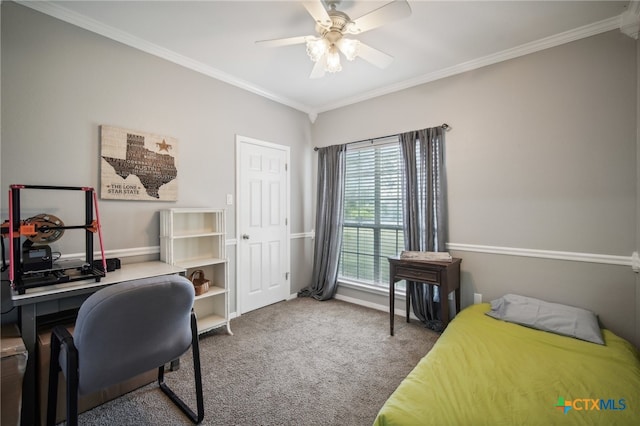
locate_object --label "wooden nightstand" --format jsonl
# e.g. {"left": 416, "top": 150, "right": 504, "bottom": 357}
{"left": 388, "top": 257, "right": 462, "bottom": 335}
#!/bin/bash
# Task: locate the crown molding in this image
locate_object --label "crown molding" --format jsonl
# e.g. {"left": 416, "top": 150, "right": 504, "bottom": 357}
{"left": 18, "top": 1, "right": 314, "bottom": 115}
{"left": 19, "top": 2, "right": 628, "bottom": 116}
{"left": 620, "top": 0, "right": 640, "bottom": 39}
{"left": 315, "top": 15, "right": 622, "bottom": 113}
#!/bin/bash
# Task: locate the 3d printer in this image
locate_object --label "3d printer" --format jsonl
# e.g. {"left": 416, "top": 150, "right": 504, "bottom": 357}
{"left": 21, "top": 214, "right": 59, "bottom": 273}
{"left": 1, "top": 185, "right": 107, "bottom": 294}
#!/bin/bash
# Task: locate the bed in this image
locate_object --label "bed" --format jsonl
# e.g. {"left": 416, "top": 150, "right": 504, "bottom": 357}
{"left": 374, "top": 296, "right": 640, "bottom": 425}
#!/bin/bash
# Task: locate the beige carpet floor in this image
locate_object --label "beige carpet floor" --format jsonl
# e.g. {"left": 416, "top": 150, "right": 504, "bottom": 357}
{"left": 74, "top": 297, "right": 439, "bottom": 426}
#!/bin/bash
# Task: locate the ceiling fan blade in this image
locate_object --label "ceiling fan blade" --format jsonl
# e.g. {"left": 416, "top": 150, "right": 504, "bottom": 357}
{"left": 255, "top": 35, "right": 314, "bottom": 48}
{"left": 309, "top": 55, "right": 327, "bottom": 79}
{"left": 357, "top": 42, "right": 394, "bottom": 69}
{"left": 303, "top": 1, "right": 332, "bottom": 28}
{"left": 346, "top": 0, "right": 412, "bottom": 34}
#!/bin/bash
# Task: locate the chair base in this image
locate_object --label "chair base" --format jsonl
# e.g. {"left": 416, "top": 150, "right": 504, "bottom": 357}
{"left": 158, "top": 312, "right": 204, "bottom": 423}
{"left": 47, "top": 312, "right": 204, "bottom": 425}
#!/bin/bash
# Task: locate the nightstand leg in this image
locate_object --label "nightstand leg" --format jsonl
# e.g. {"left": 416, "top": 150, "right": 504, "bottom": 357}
{"left": 441, "top": 287, "right": 450, "bottom": 328}
{"left": 389, "top": 268, "right": 395, "bottom": 336}
{"left": 406, "top": 282, "right": 411, "bottom": 323}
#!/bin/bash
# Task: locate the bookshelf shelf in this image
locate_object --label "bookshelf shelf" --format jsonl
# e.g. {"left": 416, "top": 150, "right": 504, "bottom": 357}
{"left": 160, "top": 208, "right": 231, "bottom": 335}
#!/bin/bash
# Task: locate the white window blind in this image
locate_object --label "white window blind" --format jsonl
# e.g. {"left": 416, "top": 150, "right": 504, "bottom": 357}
{"left": 339, "top": 137, "right": 405, "bottom": 286}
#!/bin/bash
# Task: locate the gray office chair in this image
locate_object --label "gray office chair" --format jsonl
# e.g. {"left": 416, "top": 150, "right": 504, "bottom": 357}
{"left": 46, "top": 275, "right": 204, "bottom": 425}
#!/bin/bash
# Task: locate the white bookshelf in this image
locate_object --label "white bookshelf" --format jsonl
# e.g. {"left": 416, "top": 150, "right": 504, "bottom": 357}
{"left": 160, "top": 208, "right": 231, "bottom": 335}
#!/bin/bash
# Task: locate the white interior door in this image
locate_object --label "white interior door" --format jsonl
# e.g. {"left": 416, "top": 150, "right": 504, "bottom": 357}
{"left": 236, "top": 136, "right": 290, "bottom": 314}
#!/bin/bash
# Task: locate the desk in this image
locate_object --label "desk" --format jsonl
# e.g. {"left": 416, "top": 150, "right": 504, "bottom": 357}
{"left": 11, "top": 261, "right": 185, "bottom": 426}
{"left": 388, "top": 257, "right": 461, "bottom": 336}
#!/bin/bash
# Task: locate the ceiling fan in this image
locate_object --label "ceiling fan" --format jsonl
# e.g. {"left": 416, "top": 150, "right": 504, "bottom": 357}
{"left": 256, "top": 0, "right": 412, "bottom": 79}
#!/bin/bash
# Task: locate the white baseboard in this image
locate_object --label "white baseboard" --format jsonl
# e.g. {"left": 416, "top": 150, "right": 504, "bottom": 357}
{"left": 334, "top": 293, "right": 418, "bottom": 319}
{"left": 287, "top": 291, "right": 412, "bottom": 318}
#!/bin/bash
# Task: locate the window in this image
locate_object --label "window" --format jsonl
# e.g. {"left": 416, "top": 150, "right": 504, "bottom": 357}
{"left": 339, "top": 137, "right": 404, "bottom": 287}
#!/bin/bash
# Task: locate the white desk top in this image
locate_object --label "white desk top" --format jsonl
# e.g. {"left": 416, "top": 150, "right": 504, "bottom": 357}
{"left": 11, "top": 261, "right": 185, "bottom": 305}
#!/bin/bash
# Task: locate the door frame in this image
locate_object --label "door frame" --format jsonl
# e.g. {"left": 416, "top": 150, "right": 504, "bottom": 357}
{"left": 235, "top": 134, "right": 291, "bottom": 315}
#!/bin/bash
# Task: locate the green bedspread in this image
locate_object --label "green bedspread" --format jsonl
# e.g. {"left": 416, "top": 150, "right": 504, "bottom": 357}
{"left": 374, "top": 303, "right": 640, "bottom": 425}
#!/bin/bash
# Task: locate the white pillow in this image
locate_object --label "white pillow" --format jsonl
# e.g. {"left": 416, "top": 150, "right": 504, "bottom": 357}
{"left": 485, "top": 294, "right": 604, "bottom": 345}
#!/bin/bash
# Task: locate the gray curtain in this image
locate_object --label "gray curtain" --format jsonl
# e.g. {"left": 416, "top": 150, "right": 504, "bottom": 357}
{"left": 399, "top": 127, "right": 447, "bottom": 331}
{"left": 299, "top": 144, "right": 347, "bottom": 301}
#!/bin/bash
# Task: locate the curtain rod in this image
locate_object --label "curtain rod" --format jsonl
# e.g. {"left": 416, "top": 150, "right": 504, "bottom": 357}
{"left": 313, "top": 123, "right": 450, "bottom": 151}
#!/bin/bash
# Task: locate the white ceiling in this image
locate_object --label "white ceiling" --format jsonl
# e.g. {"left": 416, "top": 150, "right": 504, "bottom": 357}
{"left": 23, "top": 1, "right": 635, "bottom": 116}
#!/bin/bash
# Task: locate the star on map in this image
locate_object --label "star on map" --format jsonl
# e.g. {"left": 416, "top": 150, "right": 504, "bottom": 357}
{"left": 156, "top": 139, "right": 172, "bottom": 152}
{"left": 102, "top": 134, "right": 177, "bottom": 199}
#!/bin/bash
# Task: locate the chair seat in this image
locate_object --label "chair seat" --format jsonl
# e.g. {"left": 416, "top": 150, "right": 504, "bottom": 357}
{"left": 47, "top": 275, "right": 204, "bottom": 425}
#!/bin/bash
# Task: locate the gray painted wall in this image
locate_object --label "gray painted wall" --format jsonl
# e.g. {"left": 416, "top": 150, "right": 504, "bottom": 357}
{"left": 313, "top": 30, "right": 639, "bottom": 347}
{"left": 1, "top": 3, "right": 638, "bottom": 349}
{"left": 0, "top": 3, "right": 314, "bottom": 317}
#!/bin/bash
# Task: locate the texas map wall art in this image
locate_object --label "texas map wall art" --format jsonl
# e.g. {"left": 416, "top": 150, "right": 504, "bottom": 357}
{"left": 100, "top": 125, "right": 178, "bottom": 201}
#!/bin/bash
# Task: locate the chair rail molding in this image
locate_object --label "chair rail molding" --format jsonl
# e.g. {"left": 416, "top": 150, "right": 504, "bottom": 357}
{"left": 64, "top": 246, "right": 160, "bottom": 260}
{"left": 66, "top": 233, "right": 315, "bottom": 260}
{"left": 291, "top": 231, "right": 315, "bottom": 240}
{"left": 446, "top": 243, "right": 638, "bottom": 272}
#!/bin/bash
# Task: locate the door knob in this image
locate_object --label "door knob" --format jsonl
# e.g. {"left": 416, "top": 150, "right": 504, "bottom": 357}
{"left": 242, "top": 234, "right": 250, "bottom": 240}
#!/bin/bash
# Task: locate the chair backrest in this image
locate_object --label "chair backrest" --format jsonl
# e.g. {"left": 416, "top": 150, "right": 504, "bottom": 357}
{"left": 72, "top": 275, "right": 195, "bottom": 395}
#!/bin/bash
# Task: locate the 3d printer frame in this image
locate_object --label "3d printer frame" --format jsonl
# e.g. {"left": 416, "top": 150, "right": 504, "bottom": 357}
{"left": 7, "top": 185, "right": 107, "bottom": 294}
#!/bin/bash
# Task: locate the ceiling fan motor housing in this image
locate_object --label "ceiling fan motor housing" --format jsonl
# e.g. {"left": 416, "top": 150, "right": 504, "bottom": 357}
{"left": 316, "top": 9, "right": 351, "bottom": 43}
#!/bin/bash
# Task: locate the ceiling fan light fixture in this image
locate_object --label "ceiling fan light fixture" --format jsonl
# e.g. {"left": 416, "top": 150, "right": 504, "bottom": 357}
{"left": 257, "top": 0, "right": 412, "bottom": 78}
{"left": 306, "top": 38, "right": 329, "bottom": 62}
{"left": 325, "top": 46, "right": 342, "bottom": 73}
{"left": 337, "top": 38, "right": 360, "bottom": 61}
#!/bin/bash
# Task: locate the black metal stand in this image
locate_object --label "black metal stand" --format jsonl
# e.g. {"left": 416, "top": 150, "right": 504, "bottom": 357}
{"left": 8, "top": 185, "right": 106, "bottom": 294}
